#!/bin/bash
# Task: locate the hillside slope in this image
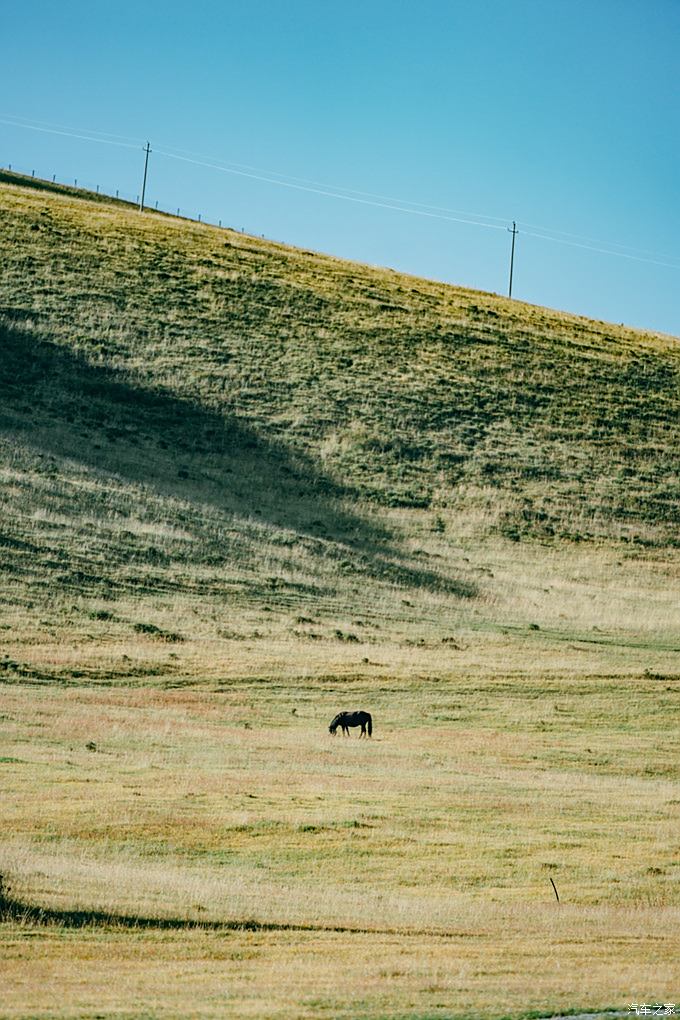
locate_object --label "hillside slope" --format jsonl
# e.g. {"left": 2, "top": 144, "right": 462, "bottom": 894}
{"left": 3, "top": 177, "right": 680, "bottom": 1020}
{"left": 0, "top": 176, "right": 678, "bottom": 677}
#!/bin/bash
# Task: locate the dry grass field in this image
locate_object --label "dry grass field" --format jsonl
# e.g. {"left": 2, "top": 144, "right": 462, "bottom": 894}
{"left": 1, "top": 174, "right": 679, "bottom": 1018}
{"left": 3, "top": 670, "right": 680, "bottom": 1018}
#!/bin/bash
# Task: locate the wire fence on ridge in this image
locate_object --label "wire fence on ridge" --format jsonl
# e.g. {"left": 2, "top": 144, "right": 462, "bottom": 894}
{"left": 0, "top": 162, "right": 249, "bottom": 237}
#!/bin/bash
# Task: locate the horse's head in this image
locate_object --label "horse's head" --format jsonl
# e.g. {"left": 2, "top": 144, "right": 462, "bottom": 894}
{"left": 328, "top": 723, "right": 337, "bottom": 735}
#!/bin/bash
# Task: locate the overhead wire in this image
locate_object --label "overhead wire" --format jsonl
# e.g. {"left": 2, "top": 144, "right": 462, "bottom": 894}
{"left": 155, "top": 141, "right": 510, "bottom": 225}
{"left": 2, "top": 112, "right": 679, "bottom": 268}
{"left": 138, "top": 137, "right": 680, "bottom": 263}
{"left": 0, "top": 116, "right": 141, "bottom": 151}
{"left": 521, "top": 229, "right": 680, "bottom": 271}
{"left": 153, "top": 147, "right": 507, "bottom": 231}
{"left": 0, "top": 113, "right": 144, "bottom": 146}
{"left": 517, "top": 219, "right": 680, "bottom": 264}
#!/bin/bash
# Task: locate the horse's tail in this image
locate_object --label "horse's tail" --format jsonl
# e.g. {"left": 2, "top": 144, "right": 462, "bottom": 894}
{"left": 366, "top": 713, "right": 372, "bottom": 737}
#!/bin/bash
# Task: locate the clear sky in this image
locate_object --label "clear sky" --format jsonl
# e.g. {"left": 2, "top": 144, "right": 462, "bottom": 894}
{"left": 4, "top": 0, "right": 679, "bottom": 336}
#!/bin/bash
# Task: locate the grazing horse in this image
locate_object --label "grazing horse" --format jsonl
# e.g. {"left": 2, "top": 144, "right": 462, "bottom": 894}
{"left": 328, "top": 710, "right": 372, "bottom": 737}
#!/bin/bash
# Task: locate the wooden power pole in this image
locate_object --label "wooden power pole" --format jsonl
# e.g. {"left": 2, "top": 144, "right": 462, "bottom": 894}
{"left": 508, "top": 220, "right": 518, "bottom": 297}
{"left": 139, "top": 142, "right": 151, "bottom": 212}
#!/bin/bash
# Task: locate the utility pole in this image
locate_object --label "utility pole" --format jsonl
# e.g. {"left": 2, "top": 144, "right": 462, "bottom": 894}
{"left": 139, "top": 141, "right": 151, "bottom": 212}
{"left": 508, "top": 220, "right": 518, "bottom": 298}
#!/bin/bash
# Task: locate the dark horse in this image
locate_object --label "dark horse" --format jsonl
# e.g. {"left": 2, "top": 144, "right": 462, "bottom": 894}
{"left": 329, "top": 710, "right": 372, "bottom": 738}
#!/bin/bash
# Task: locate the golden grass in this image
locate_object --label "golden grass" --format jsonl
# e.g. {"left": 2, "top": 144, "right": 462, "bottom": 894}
{"left": 1, "top": 177, "right": 679, "bottom": 1017}
{"left": 2, "top": 921, "right": 677, "bottom": 1019}
{"left": 2, "top": 674, "right": 679, "bottom": 1017}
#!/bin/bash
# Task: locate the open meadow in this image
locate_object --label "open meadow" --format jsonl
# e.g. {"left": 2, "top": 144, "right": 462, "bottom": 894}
{"left": 1, "top": 174, "right": 679, "bottom": 1018}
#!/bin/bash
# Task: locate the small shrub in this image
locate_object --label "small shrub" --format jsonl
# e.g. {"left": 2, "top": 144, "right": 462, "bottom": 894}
{"left": 133, "top": 622, "right": 184, "bottom": 642}
{"left": 334, "top": 629, "right": 360, "bottom": 643}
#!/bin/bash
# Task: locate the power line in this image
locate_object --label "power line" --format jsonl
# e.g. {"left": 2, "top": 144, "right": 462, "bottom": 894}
{"left": 0, "top": 116, "right": 140, "bottom": 151}
{"left": 0, "top": 115, "right": 508, "bottom": 232}
{"left": 155, "top": 140, "right": 511, "bottom": 226}
{"left": 0, "top": 113, "right": 144, "bottom": 146}
{"left": 1, "top": 114, "right": 508, "bottom": 230}
{"left": 153, "top": 147, "right": 508, "bottom": 233}
{"left": 522, "top": 229, "right": 680, "bottom": 272}
{"left": 2, "top": 112, "right": 680, "bottom": 273}
{"left": 516, "top": 218, "right": 680, "bottom": 264}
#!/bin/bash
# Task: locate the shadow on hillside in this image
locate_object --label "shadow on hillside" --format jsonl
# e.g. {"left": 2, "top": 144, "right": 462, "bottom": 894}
{"left": 0, "top": 879, "right": 444, "bottom": 938}
{"left": 0, "top": 881, "right": 336, "bottom": 934}
{"left": 0, "top": 317, "right": 475, "bottom": 597}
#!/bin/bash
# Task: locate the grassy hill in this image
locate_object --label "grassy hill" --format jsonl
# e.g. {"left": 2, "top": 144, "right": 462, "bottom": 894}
{"left": 2, "top": 171, "right": 678, "bottom": 535}
{"left": 1, "top": 174, "right": 678, "bottom": 662}
{"left": 1, "top": 174, "right": 679, "bottom": 1019}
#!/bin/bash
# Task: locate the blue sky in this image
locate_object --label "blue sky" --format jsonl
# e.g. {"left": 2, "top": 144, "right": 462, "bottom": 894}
{"left": 4, "top": 0, "right": 679, "bottom": 336}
